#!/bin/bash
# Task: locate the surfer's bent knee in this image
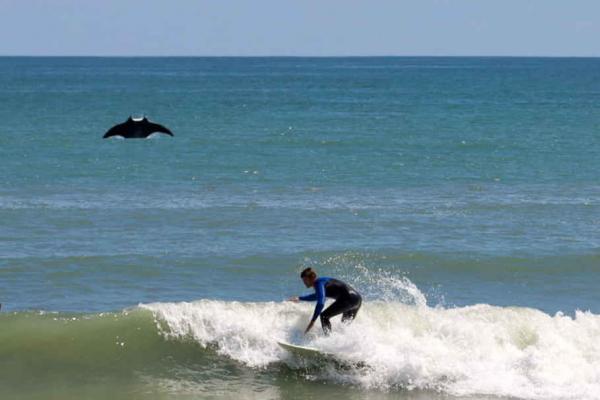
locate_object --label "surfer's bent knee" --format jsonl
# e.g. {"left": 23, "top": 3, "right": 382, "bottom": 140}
{"left": 320, "top": 314, "right": 332, "bottom": 334}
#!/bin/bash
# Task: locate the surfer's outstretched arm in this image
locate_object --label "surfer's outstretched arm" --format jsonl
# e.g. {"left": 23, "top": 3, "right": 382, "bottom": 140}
{"left": 299, "top": 293, "right": 317, "bottom": 301}
{"left": 304, "top": 280, "right": 326, "bottom": 334}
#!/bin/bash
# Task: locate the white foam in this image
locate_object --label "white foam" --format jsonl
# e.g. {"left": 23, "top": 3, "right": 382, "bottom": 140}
{"left": 141, "top": 283, "right": 600, "bottom": 400}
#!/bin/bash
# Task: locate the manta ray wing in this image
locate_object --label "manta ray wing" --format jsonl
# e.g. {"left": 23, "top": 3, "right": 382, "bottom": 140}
{"left": 142, "top": 120, "right": 174, "bottom": 137}
{"left": 103, "top": 120, "right": 132, "bottom": 138}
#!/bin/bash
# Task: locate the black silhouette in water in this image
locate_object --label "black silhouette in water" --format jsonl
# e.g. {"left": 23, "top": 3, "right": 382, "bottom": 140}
{"left": 103, "top": 116, "right": 173, "bottom": 139}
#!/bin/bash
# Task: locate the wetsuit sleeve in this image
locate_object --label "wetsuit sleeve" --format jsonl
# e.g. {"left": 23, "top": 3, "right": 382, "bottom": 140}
{"left": 299, "top": 293, "right": 317, "bottom": 301}
{"left": 310, "top": 280, "right": 326, "bottom": 322}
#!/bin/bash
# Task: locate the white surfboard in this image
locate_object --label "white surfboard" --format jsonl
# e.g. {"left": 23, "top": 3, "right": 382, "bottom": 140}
{"left": 277, "top": 341, "right": 331, "bottom": 359}
{"left": 278, "top": 340, "right": 367, "bottom": 368}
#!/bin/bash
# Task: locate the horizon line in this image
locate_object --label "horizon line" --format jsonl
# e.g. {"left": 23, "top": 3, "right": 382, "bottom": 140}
{"left": 1, "top": 54, "right": 600, "bottom": 59}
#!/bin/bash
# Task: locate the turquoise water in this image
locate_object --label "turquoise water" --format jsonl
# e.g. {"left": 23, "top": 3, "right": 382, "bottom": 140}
{"left": 1, "top": 57, "right": 599, "bottom": 400}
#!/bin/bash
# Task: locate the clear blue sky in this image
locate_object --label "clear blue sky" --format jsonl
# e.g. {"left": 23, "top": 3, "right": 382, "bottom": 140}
{"left": 1, "top": 0, "right": 599, "bottom": 56}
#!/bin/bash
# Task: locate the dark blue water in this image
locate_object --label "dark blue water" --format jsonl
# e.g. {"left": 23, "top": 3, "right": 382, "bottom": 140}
{"left": 1, "top": 57, "right": 598, "bottom": 314}
{"left": 0, "top": 57, "right": 599, "bottom": 400}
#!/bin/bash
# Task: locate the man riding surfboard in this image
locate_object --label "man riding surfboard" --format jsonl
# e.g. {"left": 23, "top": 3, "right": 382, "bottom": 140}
{"left": 288, "top": 268, "right": 362, "bottom": 335}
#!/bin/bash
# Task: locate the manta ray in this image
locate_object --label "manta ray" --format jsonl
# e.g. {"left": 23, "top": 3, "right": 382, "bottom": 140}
{"left": 103, "top": 116, "right": 174, "bottom": 139}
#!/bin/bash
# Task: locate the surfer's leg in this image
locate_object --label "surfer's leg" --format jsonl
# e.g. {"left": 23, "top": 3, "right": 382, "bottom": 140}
{"left": 320, "top": 298, "right": 357, "bottom": 334}
{"left": 341, "top": 294, "right": 362, "bottom": 324}
{"left": 320, "top": 301, "right": 345, "bottom": 334}
{"left": 341, "top": 308, "right": 358, "bottom": 323}
{"left": 320, "top": 313, "right": 332, "bottom": 334}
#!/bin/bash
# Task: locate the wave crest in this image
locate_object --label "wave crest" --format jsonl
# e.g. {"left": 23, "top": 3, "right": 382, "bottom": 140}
{"left": 144, "top": 293, "right": 600, "bottom": 399}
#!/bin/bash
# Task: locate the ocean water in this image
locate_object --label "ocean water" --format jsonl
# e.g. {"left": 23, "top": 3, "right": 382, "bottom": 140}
{"left": 0, "top": 57, "right": 599, "bottom": 400}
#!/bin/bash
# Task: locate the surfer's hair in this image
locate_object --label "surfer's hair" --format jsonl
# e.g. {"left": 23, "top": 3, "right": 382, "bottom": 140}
{"left": 300, "top": 268, "right": 316, "bottom": 279}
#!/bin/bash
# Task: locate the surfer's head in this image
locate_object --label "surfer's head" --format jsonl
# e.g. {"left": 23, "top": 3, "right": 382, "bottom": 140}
{"left": 300, "top": 267, "right": 317, "bottom": 288}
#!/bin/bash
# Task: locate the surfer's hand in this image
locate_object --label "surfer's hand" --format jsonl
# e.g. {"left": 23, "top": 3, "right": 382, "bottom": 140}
{"left": 287, "top": 296, "right": 299, "bottom": 302}
{"left": 304, "top": 320, "right": 314, "bottom": 334}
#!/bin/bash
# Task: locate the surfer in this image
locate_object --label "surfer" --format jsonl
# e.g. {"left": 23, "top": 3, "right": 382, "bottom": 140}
{"left": 288, "top": 268, "right": 362, "bottom": 335}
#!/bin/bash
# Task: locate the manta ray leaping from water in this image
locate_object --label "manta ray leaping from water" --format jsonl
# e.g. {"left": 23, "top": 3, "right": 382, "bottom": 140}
{"left": 103, "top": 116, "right": 174, "bottom": 139}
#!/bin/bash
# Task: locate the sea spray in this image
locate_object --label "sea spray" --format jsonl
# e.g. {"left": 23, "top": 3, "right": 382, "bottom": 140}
{"left": 298, "top": 251, "right": 428, "bottom": 305}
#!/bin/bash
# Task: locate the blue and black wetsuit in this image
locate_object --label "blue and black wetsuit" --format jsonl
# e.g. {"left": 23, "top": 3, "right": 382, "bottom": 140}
{"left": 299, "top": 277, "right": 362, "bottom": 334}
